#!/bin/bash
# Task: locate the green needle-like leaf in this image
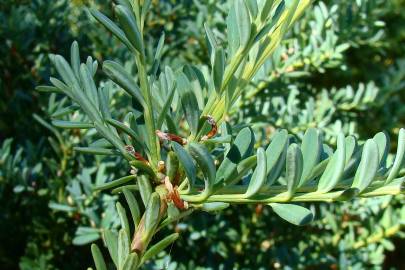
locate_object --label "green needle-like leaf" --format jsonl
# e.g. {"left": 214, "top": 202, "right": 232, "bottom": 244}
{"left": 188, "top": 142, "right": 216, "bottom": 200}
{"left": 201, "top": 202, "right": 230, "bottom": 212}
{"left": 373, "top": 131, "right": 390, "bottom": 167}
{"left": 122, "top": 253, "right": 138, "bottom": 270}
{"left": 285, "top": 143, "right": 303, "bottom": 198}
{"left": 70, "top": 41, "right": 80, "bottom": 78}
{"left": 123, "top": 189, "right": 141, "bottom": 229}
{"left": 141, "top": 233, "right": 179, "bottom": 263}
{"left": 235, "top": 0, "right": 252, "bottom": 48}
{"left": 116, "top": 202, "right": 131, "bottom": 243}
{"left": 299, "top": 128, "right": 321, "bottom": 187}
{"left": 172, "top": 142, "right": 197, "bottom": 188}
{"left": 138, "top": 175, "right": 152, "bottom": 207}
{"left": 91, "top": 244, "right": 107, "bottom": 270}
{"left": 74, "top": 147, "right": 119, "bottom": 156}
{"left": 145, "top": 193, "right": 160, "bottom": 233}
{"left": 103, "top": 60, "right": 144, "bottom": 106}
{"left": 117, "top": 229, "right": 130, "bottom": 270}
{"left": 212, "top": 47, "right": 225, "bottom": 93}
{"left": 245, "top": 147, "right": 267, "bottom": 198}
{"left": 269, "top": 203, "right": 314, "bottom": 226}
{"left": 104, "top": 230, "right": 118, "bottom": 267}
{"left": 115, "top": 5, "right": 143, "bottom": 54}
{"left": 94, "top": 175, "right": 136, "bottom": 191}
{"left": 52, "top": 120, "right": 93, "bottom": 129}
{"left": 317, "top": 133, "right": 346, "bottom": 193}
{"left": 216, "top": 127, "right": 255, "bottom": 184}
{"left": 352, "top": 139, "right": 379, "bottom": 193}
{"left": 266, "top": 129, "right": 288, "bottom": 185}
{"left": 386, "top": 128, "right": 405, "bottom": 184}
{"left": 89, "top": 8, "right": 134, "bottom": 51}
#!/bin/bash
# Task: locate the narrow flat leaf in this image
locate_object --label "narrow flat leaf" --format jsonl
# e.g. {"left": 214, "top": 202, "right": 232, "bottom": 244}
{"left": 104, "top": 230, "right": 118, "bottom": 267}
{"left": 222, "top": 155, "right": 257, "bottom": 187}
{"left": 216, "top": 127, "right": 255, "bottom": 184}
{"left": 95, "top": 175, "right": 137, "bottom": 191}
{"left": 260, "top": 0, "right": 275, "bottom": 22}
{"left": 103, "top": 60, "right": 144, "bottom": 106}
{"left": 151, "top": 32, "right": 165, "bottom": 77}
{"left": 49, "top": 202, "right": 76, "bottom": 212}
{"left": 123, "top": 189, "right": 141, "bottom": 229}
{"left": 118, "top": 229, "right": 130, "bottom": 270}
{"left": 106, "top": 118, "right": 139, "bottom": 142}
{"left": 53, "top": 55, "right": 79, "bottom": 88}
{"left": 80, "top": 64, "right": 99, "bottom": 107}
{"left": 73, "top": 233, "right": 100, "bottom": 245}
{"left": 246, "top": 0, "right": 259, "bottom": 19}
{"left": 204, "top": 23, "right": 218, "bottom": 56}
{"left": 245, "top": 147, "right": 267, "bottom": 198}
{"left": 351, "top": 139, "right": 379, "bottom": 192}
{"left": 91, "top": 244, "right": 107, "bottom": 270}
{"left": 299, "top": 128, "right": 321, "bottom": 187}
{"left": 166, "top": 151, "right": 179, "bottom": 181}
{"left": 52, "top": 120, "right": 93, "bottom": 129}
{"left": 36, "top": 85, "right": 62, "bottom": 93}
{"left": 344, "top": 135, "right": 358, "bottom": 164}
{"left": 129, "top": 160, "right": 156, "bottom": 179}
{"left": 145, "top": 193, "right": 161, "bottom": 233}
{"left": 266, "top": 129, "right": 288, "bottom": 185}
{"left": 226, "top": 6, "right": 240, "bottom": 56}
{"left": 177, "top": 73, "right": 200, "bottom": 135}
{"left": 138, "top": 175, "right": 152, "bottom": 207}
{"left": 142, "top": 233, "right": 179, "bottom": 263}
{"left": 122, "top": 253, "right": 138, "bottom": 270}
{"left": 269, "top": 203, "right": 314, "bottom": 226}
{"left": 115, "top": 5, "right": 143, "bottom": 53}
{"left": 157, "top": 83, "right": 176, "bottom": 129}
{"left": 386, "top": 128, "right": 405, "bottom": 183}
{"left": 74, "top": 147, "right": 119, "bottom": 156}
{"left": 201, "top": 202, "right": 230, "bottom": 212}
{"left": 235, "top": 0, "right": 252, "bottom": 47}
{"left": 212, "top": 47, "right": 225, "bottom": 92}
{"left": 373, "top": 131, "right": 390, "bottom": 167}
{"left": 116, "top": 202, "right": 130, "bottom": 242}
{"left": 285, "top": 143, "right": 303, "bottom": 198}
{"left": 188, "top": 142, "right": 216, "bottom": 200}
{"left": 89, "top": 8, "right": 134, "bottom": 50}
{"left": 317, "top": 133, "right": 346, "bottom": 193}
{"left": 51, "top": 105, "right": 80, "bottom": 118}
{"left": 172, "top": 142, "right": 196, "bottom": 188}
{"left": 70, "top": 41, "right": 80, "bottom": 78}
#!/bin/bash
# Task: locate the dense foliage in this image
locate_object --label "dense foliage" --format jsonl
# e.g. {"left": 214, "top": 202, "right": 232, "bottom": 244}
{"left": 1, "top": 0, "right": 404, "bottom": 269}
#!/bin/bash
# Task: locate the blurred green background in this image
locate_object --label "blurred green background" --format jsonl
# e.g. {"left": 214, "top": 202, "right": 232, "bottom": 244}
{"left": 1, "top": 0, "right": 404, "bottom": 269}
